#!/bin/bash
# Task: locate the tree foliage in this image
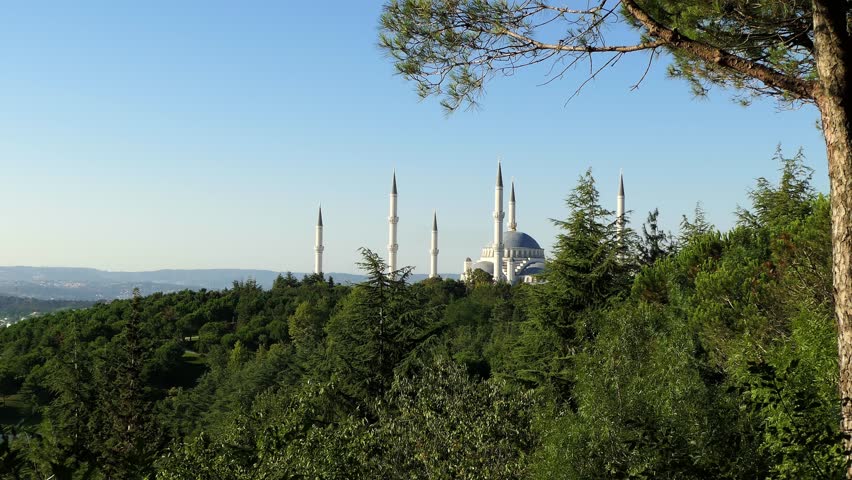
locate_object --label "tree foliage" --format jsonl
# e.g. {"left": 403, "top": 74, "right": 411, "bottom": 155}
{"left": 0, "top": 157, "right": 845, "bottom": 478}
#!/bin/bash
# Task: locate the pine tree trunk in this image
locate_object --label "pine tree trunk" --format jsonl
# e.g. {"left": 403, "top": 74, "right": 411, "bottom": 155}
{"left": 813, "top": 2, "right": 852, "bottom": 475}
{"left": 821, "top": 95, "right": 852, "bottom": 477}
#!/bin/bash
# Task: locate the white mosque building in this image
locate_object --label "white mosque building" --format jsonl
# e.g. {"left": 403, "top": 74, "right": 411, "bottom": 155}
{"left": 312, "top": 163, "right": 625, "bottom": 286}
{"left": 460, "top": 162, "right": 547, "bottom": 284}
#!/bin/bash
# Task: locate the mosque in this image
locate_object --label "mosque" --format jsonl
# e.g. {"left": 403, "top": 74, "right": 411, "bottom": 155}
{"left": 312, "top": 163, "right": 625, "bottom": 285}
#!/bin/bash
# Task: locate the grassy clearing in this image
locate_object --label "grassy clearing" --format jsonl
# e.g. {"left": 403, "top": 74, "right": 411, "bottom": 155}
{"left": 182, "top": 350, "right": 204, "bottom": 365}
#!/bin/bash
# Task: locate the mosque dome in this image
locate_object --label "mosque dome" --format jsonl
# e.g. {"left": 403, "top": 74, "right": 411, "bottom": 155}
{"left": 470, "top": 261, "right": 494, "bottom": 275}
{"left": 503, "top": 231, "right": 541, "bottom": 250}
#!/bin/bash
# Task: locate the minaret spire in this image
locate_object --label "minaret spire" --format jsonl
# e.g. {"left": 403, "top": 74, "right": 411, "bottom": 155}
{"left": 314, "top": 205, "right": 324, "bottom": 275}
{"left": 616, "top": 170, "right": 625, "bottom": 240}
{"left": 429, "top": 211, "right": 439, "bottom": 279}
{"left": 388, "top": 170, "right": 399, "bottom": 274}
{"left": 508, "top": 179, "right": 517, "bottom": 232}
{"left": 493, "top": 160, "right": 505, "bottom": 282}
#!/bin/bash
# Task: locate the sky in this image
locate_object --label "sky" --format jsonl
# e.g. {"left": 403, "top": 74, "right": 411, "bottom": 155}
{"left": 0, "top": 1, "right": 830, "bottom": 274}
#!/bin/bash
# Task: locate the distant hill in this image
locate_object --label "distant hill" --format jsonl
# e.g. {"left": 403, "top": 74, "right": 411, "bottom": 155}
{"left": 0, "top": 295, "right": 92, "bottom": 327}
{"left": 0, "top": 267, "right": 458, "bottom": 301}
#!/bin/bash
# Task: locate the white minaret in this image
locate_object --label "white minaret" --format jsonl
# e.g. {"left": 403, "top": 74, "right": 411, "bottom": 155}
{"left": 429, "top": 211, "right": 438, "bottom": 279}
{"left": 616, "top": 171, "right": 625, "bottom": 240}
{"left": 314, "top": 206, "right": 324, "bottom": 275}
{"left": 388, "top": 170, "right": 399, "bottom": 274}
{"left": 506, "top": 179, "right": 516, "bottom": 284}
{"left": 493, "top": 161, "right": 505, "bottom": 282}
{"left": 508, "top": 180, "right": 517, "bottom": 232}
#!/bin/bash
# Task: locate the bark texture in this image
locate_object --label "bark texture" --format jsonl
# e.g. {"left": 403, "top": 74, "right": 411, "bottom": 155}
{"left": 812, "top": 1, "right": 852, "bottom": 476}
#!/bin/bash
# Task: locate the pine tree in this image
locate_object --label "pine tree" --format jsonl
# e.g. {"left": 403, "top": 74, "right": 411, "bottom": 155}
{"left": 95, "top": 288, "right": 162, "bottom": 479}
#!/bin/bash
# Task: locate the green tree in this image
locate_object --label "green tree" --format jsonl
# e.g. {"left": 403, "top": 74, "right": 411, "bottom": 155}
{"left": 536, "top": 169, "right": 633, "bottom": 333}
{"left": 679, "top": 202, "right": 714, "bottom": 245}
{"left": 379, "top": 2, "right": 852, "bottom": 469}
{"left": 375, "top": 356, "right": 538, "bottom": 479}
{"left": 272, "top": 272, "right": 300, "bottom": 290}
{"left": 233, "top": 279, "right": 264, "bottom": 328}
{"left": 325, "top": 248, "right": 437, "bottom": 402}
{"left": 738, "top": 147, "right": 816, "bottom": 231}
{"left": 531, "top": 303, "right": 759, "bottom": 478}
{"left": 507, "top": 170, "right": 631, "bottom": 394}
{"left": 94, "top": 288, "right": 162, "bottom": 479}
{"left": 0, "top": 425, "right": 34, "bottom": 480}
{"left": 288, "top": 301, "right": 325, "bottom": 352}
{"left": 466, "top": 267, "right": 493, "bottom": 289}
{"left": 26, "top": 313, "right": 98, "bottom": 480}
{"left": 157, "top": 382, "right": 370, "bottom": 479}
{"left": 638, "top": 208, "right": 673, "bottom": 265}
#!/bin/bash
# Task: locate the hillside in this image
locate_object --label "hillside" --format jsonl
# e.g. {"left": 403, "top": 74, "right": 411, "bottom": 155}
{"left": 0, "top": 159, "right": 842, "bottom": 478}
{"left": 0, "top": 295, "right": 92, "bottom": 327}
{"left": 0, "top": 267, "right": 458, "bottom": 301}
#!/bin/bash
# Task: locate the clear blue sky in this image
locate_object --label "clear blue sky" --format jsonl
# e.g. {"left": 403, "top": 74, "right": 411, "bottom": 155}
{"left": 0, "top": 1, "right": 829, "bottom": 274}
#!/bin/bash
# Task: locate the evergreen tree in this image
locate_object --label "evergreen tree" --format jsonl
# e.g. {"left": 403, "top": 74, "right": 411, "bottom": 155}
{"left": 26, "top": 312, "right": 98, "bottom": 479}
{"left": 507, "top": 170, "right": 634, "bottom": 394}
{"left": 537, "top": 169, "right": 634, "bottom": 333}
{"left": 325, "top": 249, "right": 438, "bottom": 402}
{"left": 738, "top": 147, "right": 816, "bottom": 231}
{"left": 272, "top": 272, "right": 300, "bottom": 290}
{"left": 639, "top": 208, "right": 673, "bottom": 265}
{"left": 95, "top": 288, "right": 162, "bottom": 479}
{"left": 679, "top": 202, "right": 714, "bottom": 245}
{"left": 1, "top": 424, "right": 35, "bottom": 480}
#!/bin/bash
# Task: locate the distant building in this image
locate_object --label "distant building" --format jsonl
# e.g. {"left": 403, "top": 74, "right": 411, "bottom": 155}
{"left": 460, "top": 162, "right": 545, "bottom": 285}
{"left": 313, "top": 164, "right": 625, "bottom": 286}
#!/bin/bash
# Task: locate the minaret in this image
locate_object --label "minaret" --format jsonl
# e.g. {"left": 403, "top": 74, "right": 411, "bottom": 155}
{"left": 493, "top": 161, "right": 505, "bottom": 282}
{"left": 616, "top": 171, "right": 625, "bottom": 240}
{"left": 314, "top": 206, "right": 324, "bottom": 275}
{"left": 429, "top": 211, "right": 439, "bottom": 279}
{"left": 508, "top": 180, "right": 517, "bottom": 232}
{"left": 388, "top": 170, "right": 399, "bottom": 274}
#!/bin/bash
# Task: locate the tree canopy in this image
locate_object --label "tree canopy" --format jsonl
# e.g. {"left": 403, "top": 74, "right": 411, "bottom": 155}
{"left": 379, "top": 1, "right": 852, "bottom": 474}
{"left": 4, "top": 156, "right": 844, "bottom": 478}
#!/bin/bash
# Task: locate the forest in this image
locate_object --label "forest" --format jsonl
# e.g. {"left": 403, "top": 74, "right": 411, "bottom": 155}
{"left": 0, "top": 297, "right": 92, "bottom": 326}
{"left": 0, "top": 149, "right": 844, "bottom": 479}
